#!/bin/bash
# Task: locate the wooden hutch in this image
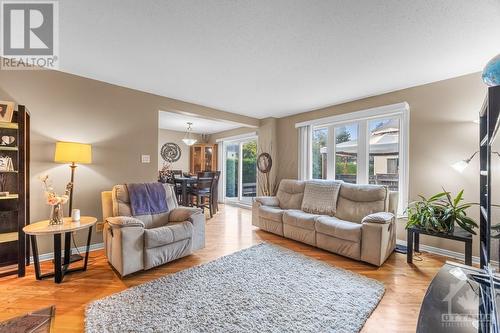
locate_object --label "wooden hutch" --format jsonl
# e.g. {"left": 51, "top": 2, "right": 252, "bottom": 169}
{"left": 190, "top": 144, "right": 217, "bottom": 174}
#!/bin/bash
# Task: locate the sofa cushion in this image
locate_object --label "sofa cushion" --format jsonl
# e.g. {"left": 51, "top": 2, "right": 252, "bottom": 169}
{"left": 283, "top": 210, "right": 319, "bottom": 231}
{"left": 258, "top": 205, "right": 285, "bottom": 222}
{"left": 276, "top": 179, "right": 305, "bottom": 210}
{"left": 301, "top": 180, "right": 341, "bottom": 216}
{"left": 335, "top": 183, "right": 388, "bottom": 223}
{"left": 144, "top": 221, "right": 193, "bottom": 249}
{"left": 315, "top": 216, "right": 362, "bottom": 243}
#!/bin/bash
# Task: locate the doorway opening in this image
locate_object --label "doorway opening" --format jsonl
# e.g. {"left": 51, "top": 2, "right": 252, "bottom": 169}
{"left": 223, "top": 136, "right": 258, "bottom": 205}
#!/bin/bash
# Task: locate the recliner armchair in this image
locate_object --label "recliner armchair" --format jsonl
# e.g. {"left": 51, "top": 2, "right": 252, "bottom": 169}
{"left": 101, "top": 184, "right": 205, "bottom": 276}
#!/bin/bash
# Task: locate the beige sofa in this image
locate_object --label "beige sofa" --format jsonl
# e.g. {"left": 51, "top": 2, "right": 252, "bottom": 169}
{"left": 101, "top": 184, "right": 205, "bottom": 276}
{"left": 252, "top": 179, "right": 398, "bottom": 266}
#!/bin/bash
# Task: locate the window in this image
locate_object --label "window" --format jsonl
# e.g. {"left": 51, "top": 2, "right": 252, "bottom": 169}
{"left": 335, "top": 124, "right": 358, "bottom": 184}
{"left": 298, "top": 103, "right": 409, "bottom": 215}
{"left": 368, "top": 118, "right": 399, "bottom": 191}
{"left": 312, "top": 127, "right": 328, "bottom": 179}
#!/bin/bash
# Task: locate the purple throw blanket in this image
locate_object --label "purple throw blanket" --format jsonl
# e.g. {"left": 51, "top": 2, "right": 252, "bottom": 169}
{"left": 127, "top": 183, "right": 168, "bottom": 216}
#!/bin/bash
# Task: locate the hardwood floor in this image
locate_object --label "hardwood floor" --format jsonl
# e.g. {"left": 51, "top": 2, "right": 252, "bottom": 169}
{"left": 0, "top": 205, "right": 446, "bottom": 332}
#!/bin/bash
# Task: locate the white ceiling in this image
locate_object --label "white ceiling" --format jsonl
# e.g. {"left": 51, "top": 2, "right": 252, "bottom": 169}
{"left": 59, "top": 0, "right": 500, "bottom": 119}
{"left": 158, "top": 111, "right": 241, "bottom": 134}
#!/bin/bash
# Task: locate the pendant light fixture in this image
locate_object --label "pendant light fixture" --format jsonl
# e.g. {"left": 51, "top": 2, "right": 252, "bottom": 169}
{"left": 182, "top": 122, "right": 197, "bottom": 146}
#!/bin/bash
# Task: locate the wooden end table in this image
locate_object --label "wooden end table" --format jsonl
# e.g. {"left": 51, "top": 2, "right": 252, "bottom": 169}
{"left": 23, "top": 216, "right": 97, "bottom": 283}
{"left": 407, "top": 226, "right": 473, "bottom": 266}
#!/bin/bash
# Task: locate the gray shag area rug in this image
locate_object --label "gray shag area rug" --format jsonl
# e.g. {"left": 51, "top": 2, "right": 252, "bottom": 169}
{"left": 85, "top": 243, "right": 385, "bottom": 333}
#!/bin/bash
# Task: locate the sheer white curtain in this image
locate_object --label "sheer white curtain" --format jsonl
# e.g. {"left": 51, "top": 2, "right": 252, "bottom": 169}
{"left": 298, "top": 125, "right": 312, "bottom": 180}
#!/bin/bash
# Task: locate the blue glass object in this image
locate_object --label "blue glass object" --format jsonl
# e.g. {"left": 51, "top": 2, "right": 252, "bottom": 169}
{"left": 483, "top": 53, "right": 500, "bottom": 86}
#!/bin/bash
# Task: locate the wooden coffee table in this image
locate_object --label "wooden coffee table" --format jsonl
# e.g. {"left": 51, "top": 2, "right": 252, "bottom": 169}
{"left": 23, "top": 216, "right": 97, "bottom": 283}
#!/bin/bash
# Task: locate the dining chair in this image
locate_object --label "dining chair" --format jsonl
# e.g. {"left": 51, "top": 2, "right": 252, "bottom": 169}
{"left": 171, "top": 172, "right": 184, "bottom": 205}
{"left": 189, "top": 172, "right": 215, "bottom": 218}
{"left": 171, "top": 170, "right": 183, "bottom": 177}
{"left": 167, "top": 170, "right": 183, "bottom": 184}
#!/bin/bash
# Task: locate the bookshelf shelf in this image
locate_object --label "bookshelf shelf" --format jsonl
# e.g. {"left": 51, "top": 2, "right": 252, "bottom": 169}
{"left": 0, "top": 146, "right": 18, "bottom": 151}
{"left": 0, "top": 232, "right": 18, "bottom": 244}
{"left": 0, "top": 122, "right": 18, "bottom": 130}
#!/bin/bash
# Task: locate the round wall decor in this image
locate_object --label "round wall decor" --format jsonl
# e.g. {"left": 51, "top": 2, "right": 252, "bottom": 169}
{"left": 161, "top": 142, "right": 181, "bottom": 162}
{"left": 257, "top": 152, "right": 272, "bottom": 173}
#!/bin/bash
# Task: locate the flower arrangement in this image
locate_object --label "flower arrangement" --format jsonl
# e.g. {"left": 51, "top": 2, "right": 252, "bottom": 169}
{"left": 39, "top": 175, "right": 72, "bottom": 225}
{"left": 158, "top": 162, "right": 173, "bottom": 183}
{"left": 39, "top": 175, "right": 71, "bottom": 205}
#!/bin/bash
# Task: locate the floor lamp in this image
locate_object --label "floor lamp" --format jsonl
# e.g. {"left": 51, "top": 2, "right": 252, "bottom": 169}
{"left": 54, "top": 141, "right": 92, "bottom": 262}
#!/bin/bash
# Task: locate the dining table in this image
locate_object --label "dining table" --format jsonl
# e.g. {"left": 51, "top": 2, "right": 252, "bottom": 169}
{"left": 173, "top": 176, "right": 213, "bottom": 206}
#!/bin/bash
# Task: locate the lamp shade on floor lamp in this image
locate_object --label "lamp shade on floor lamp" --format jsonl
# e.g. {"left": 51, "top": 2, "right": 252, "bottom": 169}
{"left": 54, "top": 141, "right": 92, "bottom": 214}
{"left": 54, "top": 142, "right": 92, "bottom": 165}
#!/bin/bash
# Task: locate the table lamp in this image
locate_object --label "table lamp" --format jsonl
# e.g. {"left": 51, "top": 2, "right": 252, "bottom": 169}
{"left": 54, "top": 141, "right": 92, "bottom": 215}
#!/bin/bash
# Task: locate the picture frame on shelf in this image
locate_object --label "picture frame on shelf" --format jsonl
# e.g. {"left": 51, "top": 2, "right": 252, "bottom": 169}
{"left": 0, "top": 101, "right": 14, "bottom": 123}
{"left": 1, "top": 136, "right": 15, "bottom": 146}
{"left": 0, "top": 156, "right": 14, "bottom": 171}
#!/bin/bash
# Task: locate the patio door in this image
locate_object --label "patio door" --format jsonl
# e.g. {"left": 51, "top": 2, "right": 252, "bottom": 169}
{"left": 223, "top": 136, "right": 257, "bottom": 205}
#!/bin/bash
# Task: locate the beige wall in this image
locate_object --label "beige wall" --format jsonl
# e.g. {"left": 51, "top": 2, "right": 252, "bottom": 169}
{"left": 0, "top": 70, "right": 259, "bottom": 255}
{"left": 276, "top": 72, "right": 486, "bottom": 257}
{"left": 0, "top": 67, "right": 488, "bottom": 259}
{"left": 158, "top": 129, "right": 200, "bottom": 172}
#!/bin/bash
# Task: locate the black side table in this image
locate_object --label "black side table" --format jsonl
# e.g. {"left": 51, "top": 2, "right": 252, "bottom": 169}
{"left": 23, "top": 217, "right": 97, "bottom": 283}
{"left": 407, "top": 226, "right": 472, "bottom": 266}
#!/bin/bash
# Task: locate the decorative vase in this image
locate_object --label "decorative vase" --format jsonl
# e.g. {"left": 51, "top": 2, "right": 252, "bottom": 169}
{"left": 49, "top": 203, "right": 64, "bottom": 225}
{"left": 483, "top": 53, "right": 500, "bottom": 86}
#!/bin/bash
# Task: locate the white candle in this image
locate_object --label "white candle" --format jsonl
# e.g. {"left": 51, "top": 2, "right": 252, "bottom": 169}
{"left": 71, "top": 209, "right": 81, "bottom": 222}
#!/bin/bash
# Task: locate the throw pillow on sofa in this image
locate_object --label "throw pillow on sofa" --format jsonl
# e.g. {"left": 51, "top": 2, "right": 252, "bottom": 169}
{"left": 301, "top": 180, "right": 342, "bottom": 216}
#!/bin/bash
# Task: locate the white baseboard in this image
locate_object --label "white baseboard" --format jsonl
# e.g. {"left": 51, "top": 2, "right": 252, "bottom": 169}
{"left": 397, "top": 239, "right": 499, "bottom": 266}
{"left": 31, "top": 242, "right": 104, "bottom": 263}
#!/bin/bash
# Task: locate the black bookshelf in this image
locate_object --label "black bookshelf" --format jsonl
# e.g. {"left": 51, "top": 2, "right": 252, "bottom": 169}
{"left": 0, "top": 105, "right": 30, "bottom": 277}
{"left": 479, "top": 85, "right": 500, "bottom": 269}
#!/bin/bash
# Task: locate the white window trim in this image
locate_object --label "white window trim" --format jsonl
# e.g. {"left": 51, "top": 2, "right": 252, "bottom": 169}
{"left": 298, "top": 102, "right": 410, "bottom": 216}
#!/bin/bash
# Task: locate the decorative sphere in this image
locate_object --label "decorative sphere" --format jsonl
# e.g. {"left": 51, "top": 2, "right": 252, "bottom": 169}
{"left": 483, "top": 53, "right": 500, "bottom": 86}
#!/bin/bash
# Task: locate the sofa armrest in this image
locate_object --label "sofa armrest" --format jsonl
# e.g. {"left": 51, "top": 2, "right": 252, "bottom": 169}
{"left": 254, "top": 196, "right": 279, "bottom": 207}
{"left": 361, "top": 212, "right": 395, "bottom": 224}
{"left": 169, "top": 207, "right": 205, "bottom": 251}
{"left": 361, "top": 215, "right": 396, "bottom": 266}
{"left": 104, "top": 216, "right": 145, "bottom": 276}
{"left": 168, "top": 207, "right": 203, "bottom": 222}
{"left": 106, "top": 216, "right": 145, "bottom": 228}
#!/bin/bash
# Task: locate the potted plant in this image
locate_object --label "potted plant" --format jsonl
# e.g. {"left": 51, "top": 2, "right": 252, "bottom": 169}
{"left": 405, "top": 189, "right": 478, "bottom": 234}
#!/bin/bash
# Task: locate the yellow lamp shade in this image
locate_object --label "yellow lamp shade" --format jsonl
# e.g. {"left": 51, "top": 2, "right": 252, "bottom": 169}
{"left": 54, "top": 141, "right": 92, "bottom": 164}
